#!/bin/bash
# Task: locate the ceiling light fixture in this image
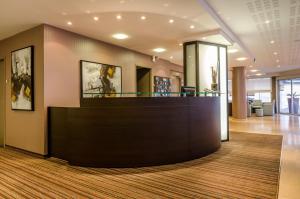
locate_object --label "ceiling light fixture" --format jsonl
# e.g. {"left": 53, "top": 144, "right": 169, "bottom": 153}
{"left": 190, "top": 25, "right": 195, "bottom": 29}
{"left": 93, "top": 16, "right": 99, "bottom": 21}
{"left": 153, "top": 48, "right": 166, "bottom": 53}
{"left": 270, "top": 40, "right": 275, "bottom": 44}
{"left": 116, "top": 15, "right": 122, "bottom": 20}
{"left": 249, "top": 65, "right": 253, "bottom": 68}
{"left": 202, "top": 37, "right": 207, "bottom": 40}
{"left": 277, "top": 65, "right": 281, "bottom": 68}
{"left": 250, "top": 69, "right": 259, "bottom": 72}
{"left": 170, "top": 56, "right": 173, "bottom": 59}
{"left": 141, "top": 16, "right": 146, "bottom": 20}
{"left": 179, "top": 43, "right": 183, "bottom": 46}
{"left": 273, "top": 52, "right": 278, "bottom": 55}
{"left": 265, "top": 20, "right": 270, "bottom": 24}
{"left": 256, "top": 73, "right": 263, "bottom": 76}
{"left": 236, "top": 57, "right": 248, "bottom": 61}
{"left": 112, "top": 33, "right": 129, "bottom": 40}
{"left": 228, "top": 49, "right": 238, "bottom": 54}
{"left": 276, "top": 59, "right": 280, "bottom": 63}
{"left": 67, "top": 21, "right": 72, "bottom": 26}
{"left": 169, "top": 19, "right": 174, "bottom": 24}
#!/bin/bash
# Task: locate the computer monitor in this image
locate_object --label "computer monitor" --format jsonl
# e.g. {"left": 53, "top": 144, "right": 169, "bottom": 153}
{"left": 181, "top": 86, "right": 196, "bottom": 97}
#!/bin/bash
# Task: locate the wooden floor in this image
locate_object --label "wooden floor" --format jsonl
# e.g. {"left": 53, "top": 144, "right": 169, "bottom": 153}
{"left": 230, "top": 115, "right": 300, "bottom": 199}
{"left": 0, "top": 132, "right": 282, "bottom": 199}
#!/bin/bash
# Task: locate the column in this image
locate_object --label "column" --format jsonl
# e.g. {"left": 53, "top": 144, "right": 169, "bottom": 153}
{"left": 232, "top": 66, "right": 247, "bottom": 119}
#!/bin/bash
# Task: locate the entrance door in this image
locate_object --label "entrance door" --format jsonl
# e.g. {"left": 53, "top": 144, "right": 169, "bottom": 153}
{"left": 279, "top": 78, "right": 300, "bottom": 115}
{"left": 0, "top": 60, "right": 5, "bottom": 146}
{"left": 136, "top": 67, "right": 151, "bottom": 97}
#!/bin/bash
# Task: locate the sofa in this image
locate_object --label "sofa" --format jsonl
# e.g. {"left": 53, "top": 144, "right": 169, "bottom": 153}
{"left": 262, "top": 102, "right": 275, "bottom": 116}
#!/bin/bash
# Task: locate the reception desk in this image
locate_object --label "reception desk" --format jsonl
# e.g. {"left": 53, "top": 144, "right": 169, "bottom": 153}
{"left": 48, "top": 97, "right": 221, "bottom": 168}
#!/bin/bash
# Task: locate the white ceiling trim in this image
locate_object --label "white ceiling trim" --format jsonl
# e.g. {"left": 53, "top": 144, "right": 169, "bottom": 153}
{"left": 197, "top": 0, "right": 255, "bottom": 62}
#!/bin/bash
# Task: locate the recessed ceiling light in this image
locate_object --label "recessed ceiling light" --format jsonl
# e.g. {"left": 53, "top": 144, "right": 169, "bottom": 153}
{"left": 190, "top": 25, "right": 195, "bottom": 29}
{"left": 62, "top": 12, "right": 67, "bottom": 16}
{"left": 93, "top": 16, "right": 99, "bottom": 21}
{"left": 236, "top": 57, "right": 248, "bottom": 61}
{"left": 120, "top": 0, "right": 125, "bottom": 3}
{"left": 256, "top": 73, "right": 263, "bottom": 76}
{"left": 276, "top": 59, "right": 280, "bottom": 63}
{"left": 228, "top": 49, "right": 238, "bottom": 54}
{"left": 85, "top": 10, "right": 91, "bottom": 14}
{"left": 277, "top": 65, "right": 281, "bottom": 68}
{"left": 265, "top": 20, "right": 270, "bottom": 24}
{"left": 179, "top": 43, "right": 183, "bottom": 46}
{"left": 270, "top": 40, "right": 275, "bottom": 44}
{"left": 170, "top": 56, "right": 173, "bottom": 59}
{"left": 163, "top": 3, "right": 169, "bottom": 7}
{"left": 116, "top": 15, "right": 122, "bottom": 20}
{"left": 249, "top": 65, "right": 253, "bottom": 68}
{"left": 67, "top": 21, "right": 72, "bottom": 26}
{"left": 250, "top": 69, "right": 259, "bottom": 72}
{"left": 169, "top": 19, "right": 174, "bottom": 24}
{"left": 112, "top": 33, "right": 129, "bottom": 40}
{"left": 202, "top": 37, "right": 207, "bottom": 40}
{"left": 153, "top": 48, "right": 166, "bottom": 53}
{"left": 273, "top": 52, "right": 278, "bottom": 55}
{"left": 141, "top": 16, "right": 146, "bottom": 20}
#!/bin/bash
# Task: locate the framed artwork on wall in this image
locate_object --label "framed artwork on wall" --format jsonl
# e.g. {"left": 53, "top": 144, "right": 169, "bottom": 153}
{"left": 11, "top": 46, "right": 34, "bottom": 111}
{"left": 80, "top": 60, "right": 122, "bottom": 98}
{"left": 154, "top": 76, "right": 171, "bottom": 97}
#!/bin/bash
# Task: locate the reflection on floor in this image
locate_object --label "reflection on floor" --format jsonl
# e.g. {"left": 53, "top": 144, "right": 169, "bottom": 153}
{"left": 230, "top": 115, "right": 300, "bottom": 199}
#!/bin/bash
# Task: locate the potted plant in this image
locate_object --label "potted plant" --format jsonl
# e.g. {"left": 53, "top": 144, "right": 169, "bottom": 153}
{"left": 287, "top": 92, "right": 300, "bottom": 114}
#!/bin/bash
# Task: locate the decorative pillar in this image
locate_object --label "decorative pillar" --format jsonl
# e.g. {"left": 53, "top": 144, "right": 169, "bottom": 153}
{"left": 232, "top": 66, "right": 247, "bottom": 119}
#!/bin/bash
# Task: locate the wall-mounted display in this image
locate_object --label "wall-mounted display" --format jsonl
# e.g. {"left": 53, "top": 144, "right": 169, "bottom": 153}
{"left": 154, "top": 76, "right": 171, "bottom": 96}
{"left": 11, "top": 46, "right": 34, "bottom": 111}
{"left": 81, "top": 60, "right": 122, "bottom": 98}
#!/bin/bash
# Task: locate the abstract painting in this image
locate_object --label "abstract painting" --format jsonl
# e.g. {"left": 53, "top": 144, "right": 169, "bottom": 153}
{"left": 81, "top": 60, "right": 122, "bottom": 98}
{"left": 11, "top": 46, "right": 34, "bottom": 111}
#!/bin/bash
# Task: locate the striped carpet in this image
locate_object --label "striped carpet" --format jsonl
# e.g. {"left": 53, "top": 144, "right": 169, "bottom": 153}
{"left": 0, "top": 132, "right": 282, "bottom": 199}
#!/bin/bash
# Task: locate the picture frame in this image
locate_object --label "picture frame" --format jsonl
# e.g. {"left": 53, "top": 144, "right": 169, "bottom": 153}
{"left": 80, "top": 60, "right": 122, "bottom": 99}
{"left": 11, "top": 46, "right": 34, "bottom": 111}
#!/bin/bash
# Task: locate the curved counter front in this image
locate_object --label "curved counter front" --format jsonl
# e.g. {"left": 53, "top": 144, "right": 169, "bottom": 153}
{"left": 48, "top": 97, "right": 221, "bottom": 168}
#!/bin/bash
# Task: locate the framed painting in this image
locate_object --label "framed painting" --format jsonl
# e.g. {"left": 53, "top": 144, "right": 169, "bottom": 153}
{"left": 11, "top": 46, "right": 34, "bottom": 111}
{"left": 80, "top": 60, "right": 122, "bottom": 98}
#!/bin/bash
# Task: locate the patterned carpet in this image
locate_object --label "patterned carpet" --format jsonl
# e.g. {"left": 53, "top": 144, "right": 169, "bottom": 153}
{"left": 0, "top": 132, "right": 282, "bottom": 199}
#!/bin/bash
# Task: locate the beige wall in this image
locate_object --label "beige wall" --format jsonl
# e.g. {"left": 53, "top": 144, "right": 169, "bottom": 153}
{"left": 44, "top": 25, "right": 183, "bottom": 107}
{"left": 0, "top": 24, "right": 183, "bottom": 155}
{"left": 0, "top": 26, "right": 45, "bottom": 154}
{"left": 0, "top": 60, "right": 5, "bottom": 146}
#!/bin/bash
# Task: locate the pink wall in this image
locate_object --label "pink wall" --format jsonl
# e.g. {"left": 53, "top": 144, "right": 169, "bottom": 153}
{"left": 44, "top": 25, "right": 183, "bottom": 107}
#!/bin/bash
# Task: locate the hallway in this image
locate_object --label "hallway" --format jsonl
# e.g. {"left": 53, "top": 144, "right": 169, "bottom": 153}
{"left": 230, "top": 115, "right": 300, "bottom": 199}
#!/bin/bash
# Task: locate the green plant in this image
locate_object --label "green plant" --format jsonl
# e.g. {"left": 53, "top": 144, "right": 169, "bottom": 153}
{"left": 287, "top": 92, "right": 300, "bottom": 98}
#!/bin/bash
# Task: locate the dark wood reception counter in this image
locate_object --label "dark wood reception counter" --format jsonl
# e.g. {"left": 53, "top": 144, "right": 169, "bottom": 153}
{"left": 48, "top": 97, "right": 221, "bottom": 168}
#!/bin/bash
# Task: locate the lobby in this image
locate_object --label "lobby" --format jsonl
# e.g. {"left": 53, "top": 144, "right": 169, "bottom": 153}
{"left": 0, "top": 0, "right": 299, "bottom": 198}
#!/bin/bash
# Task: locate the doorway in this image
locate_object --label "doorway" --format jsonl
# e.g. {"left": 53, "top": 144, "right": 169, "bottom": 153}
{"left": 0, "top": 59, "right": 5, "bottom": 146}
{"left": 136, "top": 66, "right": 151, "bottom": 97}
{"left": 279, "top": 78, "right": 300, "bottom": 115}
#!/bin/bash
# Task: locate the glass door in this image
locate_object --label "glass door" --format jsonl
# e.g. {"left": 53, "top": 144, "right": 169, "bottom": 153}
{"left": 292, "top": 78, "right": 300, "bottom": 115}
{"left": 279, "top": 79, "right": 292, "bottom": 114}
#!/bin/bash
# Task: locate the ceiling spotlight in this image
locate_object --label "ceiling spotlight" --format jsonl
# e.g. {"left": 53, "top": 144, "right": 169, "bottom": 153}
{"left": 270, "top": 40, "right": 275, "bottom": 44}
{"left": 190, "top": 25, "right": 195, "bottom": 29}
{"left": 67, "top": 21, "right": 72, "bottom": 26}
{"left": 273, "top": 52, "right": 278, "bottom": 55}
{"left": 112, "top": 33, "right": 129, "bottom": 40}
{"left": 276, "top": 59, "right": 280, "bottom": 63}
{"left": 153, "top": 48, "right": 166, "bottom": 53}
{"left": 179, "top": 43, "right": 183, "bottom": 46}
{"left": 170, "top": 56, "right": 174, "bottom": 59}
{"left": 277, "top": 65, "right": 281, "bottom": 68}
{"left": 141, "top": 16, "right": 146, "bottom": 20}
{"left": 93, "top": 16, "right": 99, "bottom": 21}
{"left": 236, "top": 57, "right": 248, "bottom": 61}
{"left": 169, "top": 19, "right": 174, "bottom": 24}
{"left": 256, "top": 73, "right": 263, "bottom": 76}
{"left": 249, "top": 65, "right": 253, "bottom": 68}
{"left": 250, "top": 69, "right": 259, "bottom": 72}
{"left": 116, "top": 15, "right": 122, "bottom": 20}
{"left": 228, "top": 49, "right": 238, "bottom": 54}
{"left": 202, "top": 37, "right": 207, "bottom": 40}
{"left": 265, "top": 20, "right": 270, "bottom": 24}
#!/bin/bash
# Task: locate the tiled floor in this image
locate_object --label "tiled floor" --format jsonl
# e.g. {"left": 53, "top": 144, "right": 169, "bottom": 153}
{"left": 230, "top": 115, "right": 300, "bottom": 199}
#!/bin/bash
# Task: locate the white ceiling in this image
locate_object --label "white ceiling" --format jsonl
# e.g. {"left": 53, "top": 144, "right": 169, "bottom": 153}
{"left": 208, "top": 0, "right": 300, "bottom": 76}
{"left": 0, "top": 0, "right": 299, "bottom": 75}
